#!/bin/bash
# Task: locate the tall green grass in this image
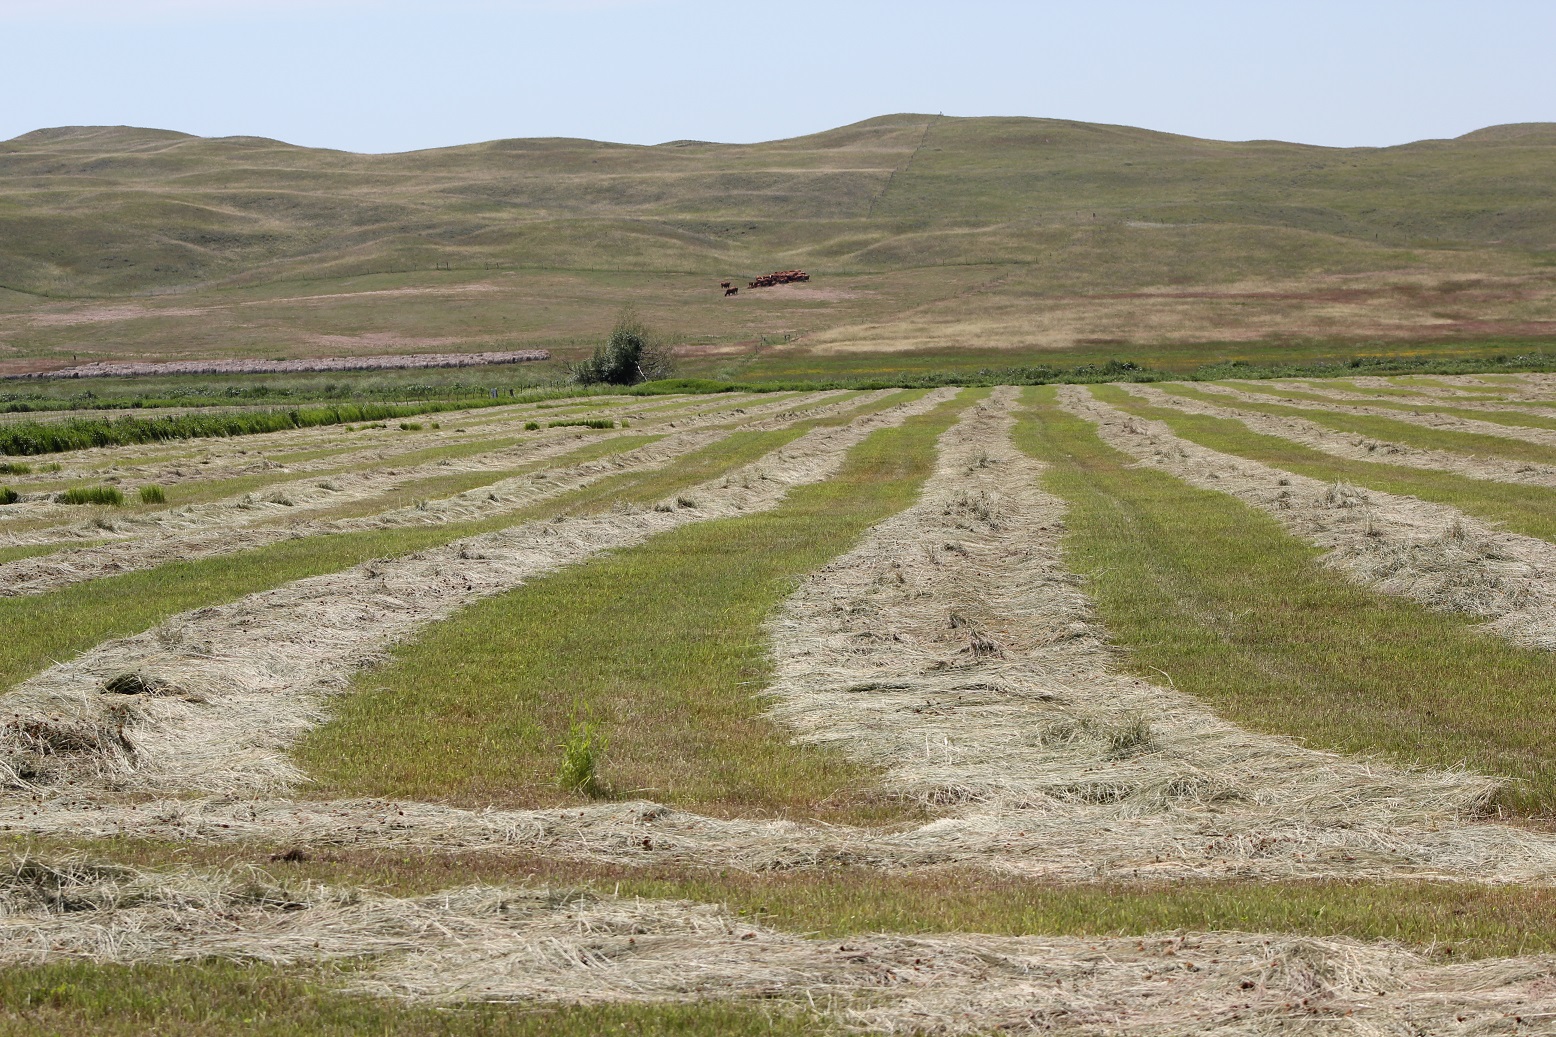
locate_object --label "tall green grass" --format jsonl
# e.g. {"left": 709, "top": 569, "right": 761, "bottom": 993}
{"left": 297, "top": 390, "right": 976, "bottom": 817}
{"left": 1016, "top": 386, "right": 1556, "bottom": 815}
{"left": 55, "top": 486, "right": 124, "bottom": 507}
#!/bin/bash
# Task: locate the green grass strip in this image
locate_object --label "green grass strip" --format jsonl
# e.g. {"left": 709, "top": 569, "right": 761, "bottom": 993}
{"left": 297, "top": 390, "right": 976, "bottom": 817}
{"left": 1163, "top": 383, "right": 1556, "bottom": 467}
{"left": 1092, "top": 384, "right": 1556, "bottom": 544}
{"left": 0, "top": 394, "right": 913, "bottom": 695}
{"left": 0, "top": 542, "right": 75, "bottom": 566}
{"left": 0, "top": 961, "right": 820, "bottom": 1037}
{"left": 1016, "top": 386, "right": 1556, "bottom": 815}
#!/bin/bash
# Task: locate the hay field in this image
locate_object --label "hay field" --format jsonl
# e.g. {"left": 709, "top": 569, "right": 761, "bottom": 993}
{"left": 9, "top": 376, "right": 1556, "bottom": 1033}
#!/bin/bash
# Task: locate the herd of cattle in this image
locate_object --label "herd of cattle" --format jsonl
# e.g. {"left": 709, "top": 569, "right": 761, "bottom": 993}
{"left": 721, "top": 270, "right": 810, "bottom": 296}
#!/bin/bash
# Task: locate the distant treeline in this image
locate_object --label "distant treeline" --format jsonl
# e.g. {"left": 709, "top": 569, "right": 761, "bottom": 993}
{"left": 0, "top": 399, "right": 510, "bottom": 456}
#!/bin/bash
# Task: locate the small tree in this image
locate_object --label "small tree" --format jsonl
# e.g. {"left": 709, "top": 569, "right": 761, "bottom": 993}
{"left": 572, "top": 309, "right": 675, "bottom": 385}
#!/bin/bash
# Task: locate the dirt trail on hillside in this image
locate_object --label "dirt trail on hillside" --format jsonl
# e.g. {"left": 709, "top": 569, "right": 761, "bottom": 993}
{"left": 1194, "top": 382, "right": 1556, "bottom": 449}
{"left": 0, "top": 392, "right": 856, "bottom": 597}
{"left": 1, "top": 860, "right": 1551, "bottom": 1035}
{"left": 0, "top": 389, "right": 955, "bottom": 797}
{"left": 1061, "top": 387, "right": 1556, "bottom": 653}
{"left": 1118, "top": 382, "right": 1556, "bottom": 490}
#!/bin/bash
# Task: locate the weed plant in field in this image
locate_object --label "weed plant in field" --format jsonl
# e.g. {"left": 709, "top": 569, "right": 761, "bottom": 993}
{"left": 0, "top": 487, "right": 17, "bottom": 505}
{"left": 137, "top": 485, "right": 166, "bottom": 505}
{"left": 557, "top": 720, "right": 608, "bottom": 797}
{"left": 297, "top": 391, "right": 976, "bottom": 818}
{"left": 1017, "top": 387, "right": 1556, "bottom": 815}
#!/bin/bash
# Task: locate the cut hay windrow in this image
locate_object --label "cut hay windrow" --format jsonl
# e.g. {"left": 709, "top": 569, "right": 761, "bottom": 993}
{"left": 1252, "top": 377, "right": 1556, "bottom": 412}
{"left": 0, "top": 390, "right": 811, "bottom": 549}
{"left": 2, "top": 860, "right": 1556, "bottom": 1033}
{"left": 1120, "top": 382, "right": 1556, "bottom": 491}
{"left": 1062, "top": 386, "right": 1556, "bottom": 654}
{"left": 1189, "top": 382, "right": 1556, "bottom": 451}
{"left": 0, "top": 392, "right": 861, "bottom": 598}
{"left": 0, "top": 388, "right": 956, "bottom": 798}
{"left": 14, "top": 391, "right": 1556, "bottom": 885}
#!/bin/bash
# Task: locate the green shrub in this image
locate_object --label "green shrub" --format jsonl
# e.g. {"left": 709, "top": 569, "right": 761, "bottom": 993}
{"left": 399, "top": 422, "right": 423, "bottom": 431}
{"left": 0, "top": 462, "right": 32, "bottom": 476}
{"left": 138, "top": 485, "right": 167, "bottom": 504}
{"left": 524, "top": 421, "right": 541, "bottom": 431}
{"left": 571, "top": 309, "right": 675, "bottom": 386}
{"left": 548, "top": 419, "right": 615, "bottom": 430}
{"left": 558, "top": 720, "right": 608, "bottom": 797}
{"left": 57, "top": 485, "right": 124, "bottom": 506}
{"left": 0, "top": 487, "right": 18, "bottom": 505}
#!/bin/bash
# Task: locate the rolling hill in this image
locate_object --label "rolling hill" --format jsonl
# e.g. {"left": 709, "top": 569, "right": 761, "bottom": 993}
{"left": 1, "top": 114, "right": 1554, "bottom": 379}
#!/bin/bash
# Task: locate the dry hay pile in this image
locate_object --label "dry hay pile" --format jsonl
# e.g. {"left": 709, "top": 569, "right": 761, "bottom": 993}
{"left": 1064, "top": 387, "right": 1556, "bottom": 653}
{"left": 1, "top": 857, "right": 1553, "bottom": 1035}
{"left": 0, "top": 389, "right": 956, "bottom": 798}
{"left": 1120, "top": 383, "right": 1556, "bottom": 490}
{"left": 0, "top": 391, "right": 865, "bottom": 597}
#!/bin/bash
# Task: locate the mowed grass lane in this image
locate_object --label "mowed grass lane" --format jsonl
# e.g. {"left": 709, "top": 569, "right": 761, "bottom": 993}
{"left": 0, "top": 393, "right": 911, "bottom": 696}
{"left": 1017, "top": 387, "right": 1556, "bottom": 816}
{"left": 297, "top": 391, "right": 977, "bottom": 819}
{"left": 1091, "top": 384, "right": 1556, "bottom": 543}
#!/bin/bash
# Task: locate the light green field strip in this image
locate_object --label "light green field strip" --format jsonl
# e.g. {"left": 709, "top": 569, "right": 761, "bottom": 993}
{"left": 297, "top": 390, "right": 976, "bottom": 818}
{"left": 1017, "top": 386, "right": 1556, "bottom": 816}
{"left": 0, "top": 960, "right": 813, "bottom": 1037}
{"left": 0, "top": 542, "right": 73, "bottom": 566}
{"left": 1094, "top": 385, "right": 1556, "bottom": 544}
{"left": 1164, "top": 383, "right": 1556, "bottom": 467}
{"left": 1218, "top": 380, "right": 1556, "bottom": 428}
{"left": 0, "top": 392, "right": 912, "bottom": 698}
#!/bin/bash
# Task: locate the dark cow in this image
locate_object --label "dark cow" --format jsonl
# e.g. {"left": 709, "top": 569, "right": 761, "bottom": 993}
{"left": 724, "top": 286, "right": 739, "bottom": 296}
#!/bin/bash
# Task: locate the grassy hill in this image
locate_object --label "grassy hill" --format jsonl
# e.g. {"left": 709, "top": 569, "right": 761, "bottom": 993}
{"left": 1, "top": 114, "right": 1554, "bottom": 380}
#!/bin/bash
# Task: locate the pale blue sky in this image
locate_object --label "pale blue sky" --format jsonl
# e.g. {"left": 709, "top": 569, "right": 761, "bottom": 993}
{"left": 4, "top": 0, "right": 1553, "bottom": 152}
